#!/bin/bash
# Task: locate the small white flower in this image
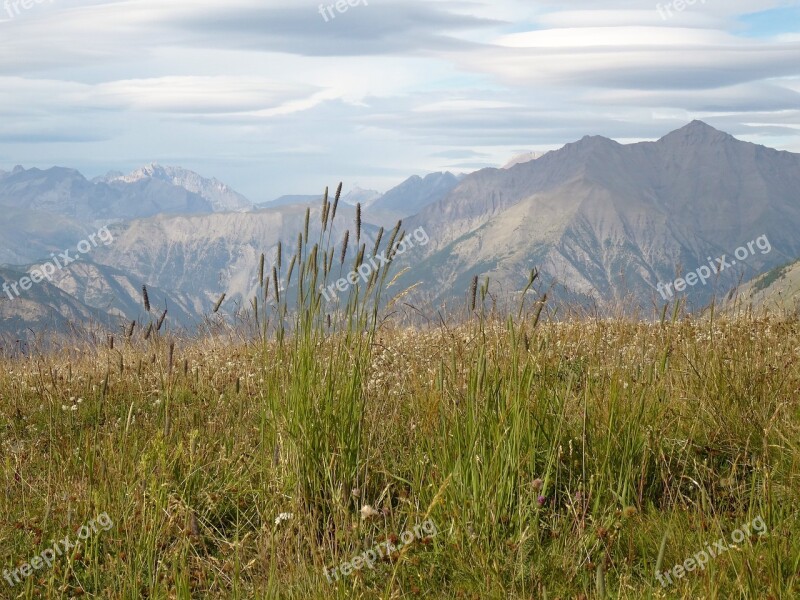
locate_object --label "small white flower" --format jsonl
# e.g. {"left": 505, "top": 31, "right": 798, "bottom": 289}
{"left": 275, "top": 512, "right": 293, "bottom": 526}
{"left": 360, "top": 505, "right": 380, "bottom": 520}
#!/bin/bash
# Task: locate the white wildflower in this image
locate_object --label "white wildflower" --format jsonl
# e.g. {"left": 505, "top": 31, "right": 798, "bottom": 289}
{"left": 360, "top": 505, "right": 380, "bottom": 520}
{"left": 275, "top": 512, "right": 293, "bottom": 526}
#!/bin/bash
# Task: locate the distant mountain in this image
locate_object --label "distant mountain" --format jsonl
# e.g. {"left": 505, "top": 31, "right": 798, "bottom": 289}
{"left": 0, "top": 165, "right": 214, "bottom": 222}
{"left": 45, "top": 259, "right": 197, "bottom": 328}
{"left": 259, "top": 194, "right": 323, "bottom": 208}
{"left": 259, "top": 176, "right": 457, "bottom": 222}
{"left": 0, "top": 163, "right": 256, "bottom": 267}
{"left": 372, "top": 172, "right": 459, "bottom": 214}
{"left": 0, "top": 206, "right": 91, "bottom": 265}
{"left": 343, "top": 186, "right": 382, "bottom": 207}
{"left": 88, "top": 203, "right": 369, "bottom": 319}
{"left": 0, "top": 253, "right": 197, "bottom": 344}
{"left": 93, "top": 170, "right": 123, "bottom": 181}
{"left": 99, "top": 163, "right": 252, "bottom": 212}
{"left": 503, "top": 151, "right": 548, "bottom": 169}
{"left": 0, "top": 267, "right": 110, "bottom": 347}
{"left": 400, "top": 121, "right": 800, "bottom": 313}
{"left": 261, "top": 187, "right": 381, "bottom": 210}
{"left": 363, "top": 172, "right": 460, "bottom": 227}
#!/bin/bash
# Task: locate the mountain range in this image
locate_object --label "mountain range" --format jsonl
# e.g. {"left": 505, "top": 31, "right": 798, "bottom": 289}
{"left": 3, "top": 121, "right": 800, "bottom": 346}
{"left": 400, "top": 121, "right": 800, "bottom": 313}
{"left": 0, "top": 164, "right": 250, "bottom": 265}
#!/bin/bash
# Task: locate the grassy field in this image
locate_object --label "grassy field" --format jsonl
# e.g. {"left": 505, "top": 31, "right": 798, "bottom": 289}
{"left": 1, "top": 198, "right": 799, "bottom": 598}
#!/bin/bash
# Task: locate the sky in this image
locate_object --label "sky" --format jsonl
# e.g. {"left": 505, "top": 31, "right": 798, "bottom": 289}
{"left": 0, "top": 0, "right": 798, "bottom": 202}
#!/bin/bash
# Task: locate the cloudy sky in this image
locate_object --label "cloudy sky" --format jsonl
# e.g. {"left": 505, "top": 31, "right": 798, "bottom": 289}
{"left": 0, "top": 0, "right": 798, "bottom": 202}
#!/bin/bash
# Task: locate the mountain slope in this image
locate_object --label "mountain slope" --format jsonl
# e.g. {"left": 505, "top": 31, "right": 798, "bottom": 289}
{"left": 503, "top": 151, "right": 548, "bottom": 169}
{"left": 347, "top": 172, "right": 460, "bottom": 228}
{"left": 724, "top": 259, "right": 800, "bottom": 315}
{"left": 0, "top": 267, "right": 111, "bottom": 347}
{"left": 402, "top": 121, "right": 800, "bottom": 312}
{"left": 372, "top": 172, "right": 459, "bottom": 214}
{"left": 0, "top": 207, "right": 92, "bottom": 265}
{"left": 0, "top": 163, "right": 257, "bottom": 274}
{"left": 89, "top": 204, "right": 368, "bottom": 318}
{"left": 46, "top": 260, "right": 197, "bottom": 328}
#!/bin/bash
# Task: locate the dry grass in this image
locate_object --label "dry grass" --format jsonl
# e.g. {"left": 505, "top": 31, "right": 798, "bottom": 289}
{"left": 0, "top": 314, "right": 798, "bottom": 599}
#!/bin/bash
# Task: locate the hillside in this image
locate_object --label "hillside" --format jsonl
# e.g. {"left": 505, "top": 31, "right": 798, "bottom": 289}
{"left": 402, "top": 121, "right": 800, "bottom": 312}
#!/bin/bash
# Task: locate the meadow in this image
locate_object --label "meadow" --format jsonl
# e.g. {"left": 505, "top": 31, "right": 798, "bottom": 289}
{"left": 1, "top": 193, "right": 798, "bottom": 598}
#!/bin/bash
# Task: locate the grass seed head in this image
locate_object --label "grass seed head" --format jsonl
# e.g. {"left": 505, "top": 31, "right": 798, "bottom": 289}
{"left": 142, "top": 285, "right": 151, "bottom": 312}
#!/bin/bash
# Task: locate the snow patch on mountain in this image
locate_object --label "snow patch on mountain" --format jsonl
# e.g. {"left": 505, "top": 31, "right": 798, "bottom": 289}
{"left": 104, "top": 163, "right": 252, "bottom": 212}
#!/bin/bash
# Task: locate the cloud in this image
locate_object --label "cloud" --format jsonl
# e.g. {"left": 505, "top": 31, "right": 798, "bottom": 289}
{"left": 173, "top": 2, "right": 502, "bottom": 57}
{"left": 430, "top": 149, "right": 489, "bottom": 159}
{"left": 455, "top": 27, "right": 800, "bottom": 89}
{"left": 92, "top": 77, "right": 319, "bottom": 114}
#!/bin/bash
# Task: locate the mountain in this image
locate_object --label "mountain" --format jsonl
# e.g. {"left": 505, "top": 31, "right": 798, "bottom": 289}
{"left": 45, "top": 259, "right": 197, "bottom": 328}
{"left": 399, "top": 121, "right": 800, "bottom": 313}
{"left": 0, "top": 253, "right": 197, "bottom": 345}
{"left": 0, "top": 165, "right": 219, "bottom": 221}
{"left": 0, "top": 206, "right": 92, "bottom": 265}
{"left": 360, "top": 172, "right": 460, "bottom": 227}
{"left": 260, "top": 194, "right": 323, "bottom": 208}
{"left": 99, "top": 163, "right": 252, "bottom": 212}
{"left": 260, "top": 176, "right": 457, "bottom": 222}
{"left": 260, "top": 188, "right": 381, "bottom": 211}
{"left": 93, "top": 170, "right": 124, "bottom": 181}
{"left": 0, "top": 163, "right": 257, "bottom": 339}
{"left": 503, "top": 151, "right": 548, "bottom": 169}
{"left": 373, "top": 172, "right": 460, "bottom": 215}
{"left": 0, "top": 163, "right": 257, "bottom": 268}
{"left": 0, "top": 267, "right": 111, "bottom": 348}
{"left": 723, "top": 259, "right": 800, "bottom": 315}
{"left": 87, "top": 203, "right": 369, "bottom": 319}
{"left": 343, "top": 186, "right": 382, "bottom": 207}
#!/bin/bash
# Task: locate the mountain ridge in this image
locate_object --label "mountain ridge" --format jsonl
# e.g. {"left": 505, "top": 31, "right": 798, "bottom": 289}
{"left": 3, "top": 121, "right": 800, "bottom": 339}
{"left": 98, "top": 163, "right": 253, "bottom": 212}
{"left": 400, "top": 120, "right": 800, "bottom": 312}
